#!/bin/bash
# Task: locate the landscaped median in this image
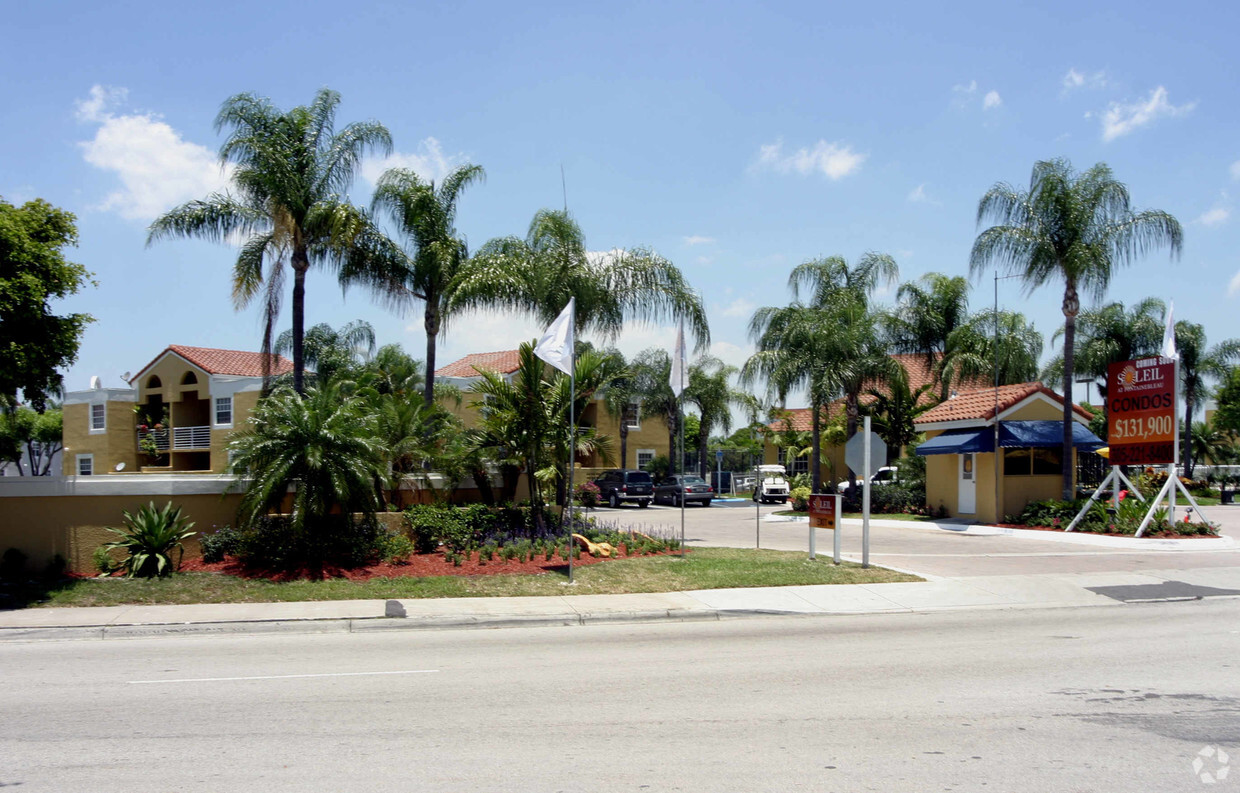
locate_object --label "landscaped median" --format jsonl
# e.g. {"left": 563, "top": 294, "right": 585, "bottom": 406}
{"left": 17, "top": 549, "right": 920, "bottom": 608}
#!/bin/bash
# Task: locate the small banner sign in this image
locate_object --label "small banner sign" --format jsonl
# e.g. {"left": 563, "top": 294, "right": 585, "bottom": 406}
{"left": 808, "top": 493, "right": 839, "bottom": 530}
{"left": 1106, "top": 356, "right": 1176, "bottom": 465}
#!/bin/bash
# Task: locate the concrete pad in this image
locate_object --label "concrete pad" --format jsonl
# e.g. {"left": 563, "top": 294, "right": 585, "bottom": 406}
{"left": 956, "top": 575, "right": 1119, "bottom": 607}
{"left": 558, "top": 591, "right": 705, "bottom": 615}
{"left": 1139, "top": 566, "right": 1240, "bottom": 590}
{"left": 685, "top": 587, "right": 824, "bottom": 613}
{"left": 0, "top": 605, "right": 132, "bottom": 628}
{"left": 107, "top": 599, "right": 385, "bottom": 625}
{"left": 392, "top": 595, "right": 574, "bottom": 618}
{"left": 778, "top": 584, "right": 910, "bottom": 613}
{"left": 1048, "top": 571, "right": 1168, "bottom": 588}
{"left": 857, "top": 579, "right": 1017, "bottom": 609}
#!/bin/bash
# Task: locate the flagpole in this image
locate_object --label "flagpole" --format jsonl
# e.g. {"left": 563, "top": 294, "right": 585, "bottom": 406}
{"left": 566, "top": 302, "right": 577, "bottom": 583}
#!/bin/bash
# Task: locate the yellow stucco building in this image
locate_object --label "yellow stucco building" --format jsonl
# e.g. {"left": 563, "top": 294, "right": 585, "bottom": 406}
{"left": 62, "top": 345, "right": 294, "bottom": 476}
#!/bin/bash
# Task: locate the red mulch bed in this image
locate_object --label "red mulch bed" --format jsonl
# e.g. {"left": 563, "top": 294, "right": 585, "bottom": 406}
{"left": 990, "top": 523, "right": 1217, "bottom": 539}
{"left": 179, "top": 546, "right": 684, "bottom": 582}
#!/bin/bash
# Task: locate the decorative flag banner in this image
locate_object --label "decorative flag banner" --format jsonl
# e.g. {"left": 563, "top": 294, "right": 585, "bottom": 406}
{"left": 670, "top": 320, "right": 686, "bottom": 397}
{"left": 1161, "top": 300, "right": 1178, "bottom": 361}
{"left": 534, "top": 298, "right": 575, "bottom": 375}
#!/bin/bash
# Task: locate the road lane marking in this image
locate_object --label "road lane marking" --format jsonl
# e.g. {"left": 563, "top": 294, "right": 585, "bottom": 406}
{"left": 128, "top": 669, "right": 439, "bottom": 684}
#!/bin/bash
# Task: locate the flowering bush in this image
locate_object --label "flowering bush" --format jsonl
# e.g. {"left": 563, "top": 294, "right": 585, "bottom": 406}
{"left": 574, "top": 481, "right": 602, "bottom": 508}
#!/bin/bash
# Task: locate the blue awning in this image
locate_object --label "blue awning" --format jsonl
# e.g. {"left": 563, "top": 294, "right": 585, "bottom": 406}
{"left": 915, "top": 428, "right": 994, "bottom": 456}
{"left": 998, "top": 420, "right": 1106, "bottom": 451}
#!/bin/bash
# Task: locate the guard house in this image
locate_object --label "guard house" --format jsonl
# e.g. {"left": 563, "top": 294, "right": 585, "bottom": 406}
{"left": 914, "top": 382, "right": 1105, "bottom": 524}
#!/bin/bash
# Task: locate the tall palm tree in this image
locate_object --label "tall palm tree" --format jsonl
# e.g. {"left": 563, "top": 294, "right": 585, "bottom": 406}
{"left": 684, "top": 356, "right": 745, "bottom": 478}
{"left": 599, "top": 349, "right": 641, "bottom": 468}
{"left": 1174, "top": 321, "right": 1240, "bottom": 477}
{"left": 887, "top": 272, "right": 971, "bottom": 400}
{"left": 863, "top": 371, "right": 937, "bottom": 461}
{"left": 630, "top": 348, "right": 681, "bottom": 471}
{"left": 941, "top": 310, "right": 1043, "bottom": 389}
{"left": 274, "top": 319, "right": 376, "bottom": 384}
{"left": 459, "top": 209, "right": 710, "bottom": 347}
{"left": 148, "top": 89, "right": 391, "bottom": 394}
{"left": 970, "top": 158, "right": 1183, "bottom": 499}
{"left": 362, "top": 164, "right": 485, "bottom": 409}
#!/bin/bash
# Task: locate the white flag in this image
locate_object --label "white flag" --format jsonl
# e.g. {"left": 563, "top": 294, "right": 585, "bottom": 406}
{"left": 669, "top": 320, "right": 687, "bottom": 397}
{"left": 534, "top": 298, "right": 575, "bottom": 375}
{"left": 1161, "top": 300, "right": 1178, "bottom": 360}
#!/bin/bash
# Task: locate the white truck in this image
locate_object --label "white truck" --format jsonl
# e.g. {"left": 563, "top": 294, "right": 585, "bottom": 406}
{"left": 752, "top": 464, "right": 790, "bottom": 504}
{"left": 836, "top": 465, "right": 899, "bottom": 493}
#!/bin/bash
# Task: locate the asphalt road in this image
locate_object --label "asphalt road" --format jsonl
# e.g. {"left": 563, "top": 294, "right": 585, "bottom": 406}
{"left": 3, "top": 599, "right": 1238, "bottom": 792}
{"left": 591, "top": 500, "right": 1240, "bottom": 578}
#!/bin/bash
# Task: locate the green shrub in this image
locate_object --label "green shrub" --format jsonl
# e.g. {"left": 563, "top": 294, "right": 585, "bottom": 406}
{"left": 871, "top": 483, "right": 926, "bottom": 514}
{"left": 377, "top": 529, "right": 415, "bottom": 563}
{"left": 92, "top": 546, "right": 116, "bottom": 576}
{"left": 103, "top": 501, "right": 197, "bottom": 578}
{"left": 234, "top": 514, "right": 386, "bottom": 570}
{"left": 790, "top": 487, "right": 811, "bottom": 512}
{"left": 200, "top": 525, "right": 240, "bottom": 564}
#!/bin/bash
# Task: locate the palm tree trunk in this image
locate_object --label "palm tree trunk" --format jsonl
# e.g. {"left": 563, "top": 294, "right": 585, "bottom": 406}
{"left": 1184, "top": 397, "right": 1195, "bottom": 479}
{"left": 1060, "top": 284, "right": 1079, "bottom": 501}
{"left": 619, "top": 423, "right": 629, "bottom": 468}
{"left": 810, "top": 403, "right": 822, "bottom": 492}
{"left": 423, "top": 296, "right": 440, "bottom": 410}
{"left": 698, "top": 416, "right": 710, "bottom": 478}
{"left": 291, "top": 250, "right": 309, "bottom": 395}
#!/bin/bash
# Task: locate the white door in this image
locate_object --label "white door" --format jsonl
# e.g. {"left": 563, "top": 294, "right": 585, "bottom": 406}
{"left": 958, "top": 453, "right": 976, "bottom": 514}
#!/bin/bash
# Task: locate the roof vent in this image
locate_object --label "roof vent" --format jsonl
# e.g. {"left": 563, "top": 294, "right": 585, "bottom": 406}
{"left": 89, "top": 375, "right": 102, "bottom": 389}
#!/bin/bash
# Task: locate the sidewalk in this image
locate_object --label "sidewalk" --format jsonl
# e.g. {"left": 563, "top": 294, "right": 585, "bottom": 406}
{"left": 4, "top": 565, "right": 1240, "bottom": 643}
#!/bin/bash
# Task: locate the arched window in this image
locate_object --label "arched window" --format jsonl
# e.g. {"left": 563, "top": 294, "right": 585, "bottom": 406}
{"left": 180, "top": 371, "right": 198, "bottom": 385}
{"left": 146, "top": 375, "right": 162, "bottom": 389}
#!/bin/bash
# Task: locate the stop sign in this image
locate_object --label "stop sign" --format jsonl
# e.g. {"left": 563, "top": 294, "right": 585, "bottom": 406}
{"left": 844, "top": 430, "right": 886, "bottom": 479}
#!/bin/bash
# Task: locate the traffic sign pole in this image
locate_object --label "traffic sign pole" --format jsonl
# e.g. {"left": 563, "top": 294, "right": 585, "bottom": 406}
{"left": 862, "top": 416, "right": 871, "bottom": 568}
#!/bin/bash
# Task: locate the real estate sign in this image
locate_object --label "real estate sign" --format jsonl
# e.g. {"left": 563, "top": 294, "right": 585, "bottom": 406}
{"left": 1107, "top": 356, "right": 1176, "bottom": 465}
{"left": 808, "top": 493, "right": 839, "bottom": 529}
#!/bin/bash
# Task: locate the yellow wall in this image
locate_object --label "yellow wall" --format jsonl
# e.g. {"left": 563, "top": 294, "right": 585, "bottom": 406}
{"left": 208, "top": 390, "right": 261, "bottom": 473}
{"left": 137, "top": 356, "right": 211, "bottom": 404}
{"left": 62, "top": 400, "right": 140, "bottom": 476}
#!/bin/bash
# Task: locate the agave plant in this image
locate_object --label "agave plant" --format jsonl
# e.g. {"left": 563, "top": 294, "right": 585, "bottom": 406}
{"left": 103, "top": 501, "right": 197, "bottom": 578}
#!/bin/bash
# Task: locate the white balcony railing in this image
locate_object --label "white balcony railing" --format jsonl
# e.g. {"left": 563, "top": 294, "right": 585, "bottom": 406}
{"left": 136, "top": 428, "right": 170, "bottom": 452}
{"left": 172, "top": 425, "right": 212, "bottom": 450}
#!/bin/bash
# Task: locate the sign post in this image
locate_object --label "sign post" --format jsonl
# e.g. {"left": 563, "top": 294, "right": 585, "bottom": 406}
{"left": 809, "top": 493, "right": 842, "bottom": 563}
{"left": 845, "top": 418, "right": 885, "bottom": 569}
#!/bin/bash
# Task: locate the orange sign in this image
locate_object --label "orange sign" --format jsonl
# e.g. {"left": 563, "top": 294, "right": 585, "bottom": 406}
{"left": 809, "top": 494, "right": 839, "bottom": 529}
{"left": 1107, "top": 356, "right": 1176, "bottom": 465}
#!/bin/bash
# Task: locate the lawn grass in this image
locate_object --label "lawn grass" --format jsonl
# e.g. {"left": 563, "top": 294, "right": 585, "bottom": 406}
{"left": 28, "top": 548, "right": 920, "bottom": 608}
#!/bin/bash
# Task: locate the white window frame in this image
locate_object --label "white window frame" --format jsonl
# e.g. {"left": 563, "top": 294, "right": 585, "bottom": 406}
{"left": 623, "top": 402, "right": 641, "bottom": 431}
{"left": 214, "top": 396, "right": 233, "bottom": 427}
{"left": 89, "top": 403, "right": 106, "bottom": 433}
{"left": 636, "top": 448, "right": 656, "bottom": 470}
{"left": 76, "top": 454, "right": 94, "bottom": 476}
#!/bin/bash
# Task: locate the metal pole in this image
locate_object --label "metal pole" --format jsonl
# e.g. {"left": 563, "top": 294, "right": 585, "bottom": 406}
{"left": 565, "top": 341, "right": 576, "bottom": 583}
{"left": 994, "top": 273, "right": 1001, "bottom": 524}
{"left": 1170, "top": 356, "right": 1179, "bottom": 521}
{"left": 832, "top": 494, "right": 841, "bottom": 564}
{"left": 679, "top": 405, "right": 685, "bottom": 558}
{"left": 862, "top": 415, "right": 871, "bottom": 569}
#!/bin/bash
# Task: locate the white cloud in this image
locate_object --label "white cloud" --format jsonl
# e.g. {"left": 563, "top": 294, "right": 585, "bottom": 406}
{"left": 1231, "top": 160, "right": 1240, "bottom": 180}
{"left": 1101, "top": 86, "right": 1195, "bottom": 142}
{"left": 1062, "top": 68, "right": 1107, "bottom": 92}
{"left": 1196, "top": 207, "right": 1230, "bottom": 227}
{"left": 952, "top": 79, "right": 978, "bottom": 97}
{"left": 75, "top": 85, "right": 232, "bottom": 222}
{"left": 362, "top": 137, "right": 468, "bottom": 185}
{"left": 1230, "top": 270, "right": 1240, "bottom": 297}
{"left": 683, "top": 235, "right": 715, "bottom": 246}
{"left": 719, "top": 298, "right": 755, "bottom": 318}
{"left": 695, "top": 255, "right": 713, "bottom": 265}
{"left": 907, "top": 184, "right": 928, "bottom": 203}
{"left": 752, "top": 138, "right": 866, "bottom": 180}
{"left": 983, "top": 90, "right": 1002, "bottom": 110}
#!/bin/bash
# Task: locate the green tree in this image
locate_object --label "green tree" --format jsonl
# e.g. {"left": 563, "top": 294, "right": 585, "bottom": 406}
{"left": 0, "top": 405, "right": 63, "bottom": 476}
{"left": 971, "top": 158, "right": 1183, "bottom": 499}
{"left": 631, "top": 348, "right": 682, "bottom": 471}
{"left": 887, "top": 272, "right": 971, "bottom": 400}
{"left": 863, "top": 372, "right": 936, "bottom": 461}
{"left": 148, "top": 89, "right": 391, "bottom": 394}
{"left": 940, "top": 309, "right": 1043, "bottom": 389}
{"left": 274, "top": 319, "right": 376, "bottom": 385}
{"left": 1216, "top": 367, "right": 1240, "bottom": 436}
{"left": 362, "top": 164, "right": 485, "bottom": 409}
{"left": 599, "top": 348, "right": 641, "bottom": 469}
{"left": 0, "top": 197, "right": 94, "bottom": 410}
{"left": 1174, "top": 321, "right": 1240, "bottom": 478}
{"left": 685, "top": 356, "right": 746, "bottom": 478}
{"left": 461, "top": 209, "right": 710, "bottom": 346}
{"left": 227, "top": 382, "right": 384, "bottom": 537}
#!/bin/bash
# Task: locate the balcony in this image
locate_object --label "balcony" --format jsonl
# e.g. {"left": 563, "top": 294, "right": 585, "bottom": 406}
{"left": 137, "top": 425, "right": 211, "bottom": 452}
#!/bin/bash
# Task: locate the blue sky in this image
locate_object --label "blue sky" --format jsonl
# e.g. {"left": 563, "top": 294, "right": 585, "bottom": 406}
{"left": 4, "top": 0, "right": 1237, "bottom": 414}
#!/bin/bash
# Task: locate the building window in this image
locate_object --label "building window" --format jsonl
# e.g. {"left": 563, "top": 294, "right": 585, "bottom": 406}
{"left": 623, "top": 402, "right": 640, "bottom": 430}
{"left": 636, "top": 449, "right": 655, "bottom": 470}
{"left": 1003, "top": 447, "right": 1063, "bottom": 476}
{"left": 76, "top": 454, "right": 94, "bottom": 476}
{"left": 215, "top": 396, "right": 233, "bottom": 426}
{"left": 777, "top": 449, "right": 810, "bottom": 476}
{"left": 90, "top": 404, "right": 106, "bottom": 432}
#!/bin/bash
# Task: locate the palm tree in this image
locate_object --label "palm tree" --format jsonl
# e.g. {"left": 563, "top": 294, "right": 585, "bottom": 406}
{"left": 887, "top": 273, "right": 971, "bottom": 400}
{"left": 148, "top": 89, "right": 391, "bottom": 394}
{"left": 971, "top": 158, "right": 1183, "bottom": 499}
{"left": 1174, "top": 321, "right": 1240, "bottom": 477}
{"left": 362, "top": 164, "right": 485, "bottom": 409}
{"left": 863, "top": 371, "right": 937, "bottom": 461}
{"left": 460, "top": 209, "right": 710, "bottom": 346}
{"left": 1189, "top": 419, "right": 1233, "bottom": 477}
{"left": 631, "top": 348, "right": 682, "bottom": 472}
{"left": 684, "top": 356, "right": 745, "bottom": 478}
{"left": 227, "top": 382, "right": 384, "bottom": 541}
{"left": 941, "top": 310, "right": 1044, "bottom": 389}
{"left": 274, "top": 319, "right": 376, "bottom": 385}
{"left": 599, "top": 348, "right": 641, "bottom": 468}
{"left": 1041, "top": 298, "right": 1164, "bottom": 413}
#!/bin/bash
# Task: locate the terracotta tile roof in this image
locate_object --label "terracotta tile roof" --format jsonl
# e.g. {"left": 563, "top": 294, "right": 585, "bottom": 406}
{"left": 765, "top": 354, "right": 982, "bottom": 431}
{"left": 134, "top": 345, "right": 295, "bottom": 381}
{"left": 435, "top": 350, "right": 523, "bottom": 378}
{"left": 915, "top": 382, "right": 1093, "bottom": 425}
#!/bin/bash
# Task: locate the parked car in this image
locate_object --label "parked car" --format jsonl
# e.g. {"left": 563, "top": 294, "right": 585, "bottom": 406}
{"left": 752, "top": 464, "right": 789, "bottom": 504}
{"left": 591, "top": 469, "right": 654, "bottom": 508}
{"left": 654, "top": 475, "right": 714, "bottom": 507}
{"left": 836, "top": 466, "right": 900, "bottom": 493}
